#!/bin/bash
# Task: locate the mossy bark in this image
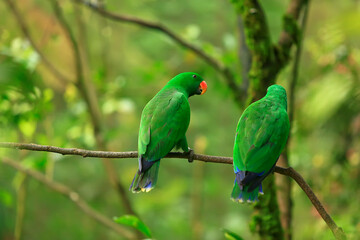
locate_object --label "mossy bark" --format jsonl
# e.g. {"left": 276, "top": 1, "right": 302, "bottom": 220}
{"left": 231, "top": 0, "right": 275, "bottom": 103}
{"left": 230, "top": 0, "right": 306, "bottom": 239}
{"left": 250, "top": 175, "right": 284, "bottom": 240}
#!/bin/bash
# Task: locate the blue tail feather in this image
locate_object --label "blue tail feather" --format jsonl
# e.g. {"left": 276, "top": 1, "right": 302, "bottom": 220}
{"left": 130, "top": 157, "right": 160, "bottom": 193}
{"left": 231, "top": 171, "right": 264, "bottom": 203}
{"left": 259, "top": 183, "right": 264, "bottom": 194}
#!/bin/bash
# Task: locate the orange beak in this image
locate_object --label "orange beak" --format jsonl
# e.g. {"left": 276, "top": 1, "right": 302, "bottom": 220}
{"left": 199, "top": 81, "right": 207, "bottom": 95}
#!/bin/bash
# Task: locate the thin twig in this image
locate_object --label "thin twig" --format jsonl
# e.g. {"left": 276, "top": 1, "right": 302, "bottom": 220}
{"left": 275, "top": 167, "right": 346, "bottom": 240}
{"left": 0, "top": 141, "right": 348, "bottom": 239}
{"left": 49, "top": 0, "right": 102, "bottom": 131}
{"left": 237, "top": 16, "right": 251, "bottom": 98}
{"left": 14, "top": 175, "right": 27, "bottom": 240}
{"left": 278, "top": 0, "right": 306, "bottom": 48}
{"left": 0, "top": 142, "right": 231, "bottom": 163}
{"left": 72, "top": 0, "right": 244, "bottom": 103}
{"left": 288, "top": 1, "right": 310, "bottom": 124}
{"left": 4, "top": 0, "right": 70, "bottom": 84}
{"left": 278, "top": 2, "right": 311, "bottom": 239}
{"left": 1, "top": 157, "right": 136, "bottom": 239}
{"left": 232, "top": 0, "right": 276, "bottom": 102}
{"left": 49, "top": 0, "right": 138, "bottom": 218}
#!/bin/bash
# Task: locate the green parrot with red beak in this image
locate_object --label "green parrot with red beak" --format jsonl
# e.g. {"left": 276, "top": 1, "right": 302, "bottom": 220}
{"left": 231, "top": 85, "right": 290, "bottom": 202}
{"left": 130, "top": 72, "right": 207, "bottom": 193}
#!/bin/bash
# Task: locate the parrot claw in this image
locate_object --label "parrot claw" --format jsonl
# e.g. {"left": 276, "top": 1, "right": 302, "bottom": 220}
{"left": 187, "top": 148, "right": 195, "bottom": 163}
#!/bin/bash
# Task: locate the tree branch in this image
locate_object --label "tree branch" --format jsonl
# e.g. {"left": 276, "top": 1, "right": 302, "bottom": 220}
{"left": 1, "top": 157, "right": 136, "bottom": 240}
{"left": 72, "top": 0, "right": 244, "bottom": 103}
{"left": 237, "top": 16, "right": 252, "bottom": 98}
{"left": 231, "top": 0, "right": 308, "bottom": 104}
{"left": 4, "top": 0, "right": 70, "bottom": 84}
{"left": 288, "top": 0, "right": 309, "bottom": 125}
{"left": 230, "top": 2, "right": 284, "bottom": 236}
{"left": 14, "top": 174, "right": 27, "bottom": 240}
{"left": 0, "top": 142, "right": 231, "bottom": 163}
{"left": 277, "top": 2, "right": 311, "bottom": 239}
{"left": 278, "top": 0, "right": 307, "bottom": 50}
{"left": 0, "top": 141, "right": 348, "bottom": 240}
{"left": 231, "top": 0, "right": 276, "bottom": 103}
{"left": 230, "top": 1, "right": 308, "bottom": 237}
{"left": 276, "top": 0, "right": 307, "bottom": 68}
{"left": 6, "top": 0, "right": 135, "bottom": 213}
{"left": 275, "top": 167, "right": 346, "bottom": 240}
{"left": 50, "top": 0, "right": 102, "bottom": 132}
{"left": 49, "top": 0, "right": 138, "bottom": 219}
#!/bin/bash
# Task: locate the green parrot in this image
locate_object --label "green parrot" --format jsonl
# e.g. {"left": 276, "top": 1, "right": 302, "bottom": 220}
{"left": 231, "top": 85, "right": 290, "bottom": 202}
{"left": 130, "top": 72, "right": 207, "bottom": 193}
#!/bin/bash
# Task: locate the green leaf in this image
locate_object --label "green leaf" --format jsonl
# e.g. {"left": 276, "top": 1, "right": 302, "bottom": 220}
{"left": 222, "top": 228, "right": 244, "bottom": 240}
{"left": 114, "top": 215, "right": 152, "bottom": 238}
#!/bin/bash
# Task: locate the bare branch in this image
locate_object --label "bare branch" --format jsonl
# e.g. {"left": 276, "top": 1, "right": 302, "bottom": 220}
{"left": 0, "top": 142, "right": 231, "bottom": 163}
{"left": 278, "top": 2, "right": 311, "bottom": 239}
{"left": 4, "top": 0, "right": 70, "bottom": 84}
{"left": 278, "top": 0, "right": 307, "bottom": 50}
{"left": 231, "top": 0, "right": 277, "bottom": 102}
{"left": 276, "top": 167, "right": 346, "bottom": 240}
{"left": 288, "top": 1, "right": 310, "bottom": 125}
{"left": 72, "top": 0, "right": 244, "bottom": 103}
{"left": 50, "top": 0, "right": 102, "bottom": 132}
{"left": 14, "top": 174, "right": 27, "bottom": 240}
{"left": 0, "top": 141, "right": 349, "bottom": 239}
{"left": 276, "top": 0, "right": 308, "bottom": 70}
{"left": 49, "top": 0, "right": 138, "bottom": 218}
{"left": 237, "top": 16, "right": 252, "bottom": 98}
{"left": 1, "top": 157, "right": 136, "bottom": 239}
{"left": 231, "top": 0, "right": 308, "bottom": 104}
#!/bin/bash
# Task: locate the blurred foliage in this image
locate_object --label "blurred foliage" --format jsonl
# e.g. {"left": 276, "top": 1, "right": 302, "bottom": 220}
{"left": 0, "top": 0, "right": 359, "bottom": 240}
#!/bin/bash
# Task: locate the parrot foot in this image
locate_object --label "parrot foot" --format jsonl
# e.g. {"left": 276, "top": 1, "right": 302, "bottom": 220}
{"left": 187, "top": 148, "right": 195, "bottom": 163}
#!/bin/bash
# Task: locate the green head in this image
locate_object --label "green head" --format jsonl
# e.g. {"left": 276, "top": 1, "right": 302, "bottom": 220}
{"left": 266, "top": 84, "right": 288, "bottom": 110}
{"left": 166, "top": 72, "right": 207, "bottom": 97}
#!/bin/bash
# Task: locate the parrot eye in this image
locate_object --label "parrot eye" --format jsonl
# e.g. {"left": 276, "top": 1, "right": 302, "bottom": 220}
{"left": 192, "top": 75, "right": 197, "bottom": 79}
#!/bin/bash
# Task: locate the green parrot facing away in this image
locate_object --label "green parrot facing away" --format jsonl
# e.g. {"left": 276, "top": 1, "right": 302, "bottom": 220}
{"left": 231, "top": 85, "right": 290, "bottom": 202}
{"left": 130, "top": 72, "right": 207, "bottom": 193}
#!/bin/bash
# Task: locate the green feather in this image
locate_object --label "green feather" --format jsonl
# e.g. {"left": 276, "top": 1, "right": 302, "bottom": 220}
{"left": 140, "top": 91, "right": 190, "bottom": 161}
{"left": 131, "top": 72, "right": 206, "bottom": 193}
{"left": 231, "top": 85, "right": 290, "bottom": 202}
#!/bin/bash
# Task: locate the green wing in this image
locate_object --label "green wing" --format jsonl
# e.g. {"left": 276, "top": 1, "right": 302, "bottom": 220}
{"left": 138, "top": 90, "right": 190, "bottom": 161}
{"left": 233, "top": 101, "right": 289, "bottom": 173}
